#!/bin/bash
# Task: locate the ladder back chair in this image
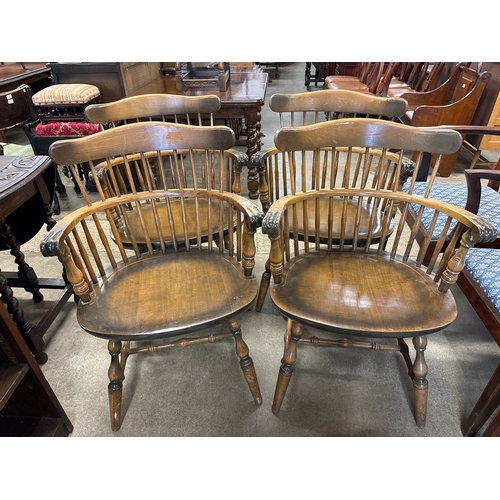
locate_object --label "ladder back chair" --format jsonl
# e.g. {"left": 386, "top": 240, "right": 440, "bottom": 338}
{"left": 42, "top": 125, "right": 264, "bottom": 432}
{"left": 252, "top": 117, "right": 464, "bottom": 311}
{"left": 262, "top": 188, "right": 497, "bottom": 427}
{"left": 50, "top": 121, "right": 248, "bottom": 251}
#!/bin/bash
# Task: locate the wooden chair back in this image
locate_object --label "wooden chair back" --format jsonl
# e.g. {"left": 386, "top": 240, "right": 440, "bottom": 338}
{"left": 269, "top": 89, "right": 408, "bottom": 127}
{"left": 85, "top": 93, "right": 221, "bottom": 129}
{"left": 254, "top": 117, "right": 463, "bottom": 212}
{"left": 49, "top": 122, "right": 247, "bottom": 249}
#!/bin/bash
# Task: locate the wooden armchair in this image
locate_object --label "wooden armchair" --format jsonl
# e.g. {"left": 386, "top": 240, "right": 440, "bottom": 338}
{"left": 252, "top": 117, "right": 463, "bottom": 311}
{"left": 262, "top": 188, "right": 497, "bottom": 427}
{"left": 41, "top": 125, "right": 264, "bottom": 432}
{"left": 49, "top": 121, "right": 248, "bottom": 250}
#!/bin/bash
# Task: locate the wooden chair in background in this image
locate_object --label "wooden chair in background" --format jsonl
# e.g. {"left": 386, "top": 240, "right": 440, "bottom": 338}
{"left": 252, "top": 117, "right": 463, "bottom": 311}
{"left": 261, "top": 188, "right": 496, "bottom": 427}
{"left": 42, "top": 123, "right": 263, "bottom": 431}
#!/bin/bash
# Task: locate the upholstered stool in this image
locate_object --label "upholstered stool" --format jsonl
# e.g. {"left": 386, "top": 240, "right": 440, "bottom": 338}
{"left": 32, "top": 83, "right": 100, "bottom": 123}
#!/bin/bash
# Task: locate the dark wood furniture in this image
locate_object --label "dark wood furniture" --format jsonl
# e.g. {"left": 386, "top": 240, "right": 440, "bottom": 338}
{"left": 398, "top": 64, "right": 491, "bottom": 177}
{"left": 0, "top": 62, "right": 51, "bottom": 95}
{"left": 0, "top": 298, "right": 73, "bottom": 436}
{"left": 261, "top": 187, "right": 496, "bottom": 428}
{"left": 0, "top": 155, "right": 72, "bottom": 363}
{"left": 126, "top": 71, "right": 269, "bottom": 199}
{"left": 0, "top": 84, "right": 37, "bottom": 143}
{"left": 304, "top": 63, "right": 329, "bottom": 90}
{"left": 42, "top": 122, "right": 263, "bottom": 431}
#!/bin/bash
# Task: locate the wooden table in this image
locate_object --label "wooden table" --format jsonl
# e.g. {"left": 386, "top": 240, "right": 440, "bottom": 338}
{"left": 0, "top": 155, "right": 72, "bottom": 363}
{"left": 128, "top": 71, "right": 269, "bottom": 198}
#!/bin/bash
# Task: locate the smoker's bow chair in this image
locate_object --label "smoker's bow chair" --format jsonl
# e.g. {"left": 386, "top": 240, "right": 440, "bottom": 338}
{"left": 42, "top": 122, "right": 263, "bottom": 431}
{"left": 262, "top": 188, "right": 497, "bottom": 427}
{"left": 252, "top": 116, "right": 464, "bottom": 311}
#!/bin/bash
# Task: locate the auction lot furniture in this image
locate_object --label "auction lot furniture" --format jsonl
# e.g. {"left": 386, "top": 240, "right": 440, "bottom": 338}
{"left": 42, "top": 122, "right": 263, "bottom": 431}
{"left": 262, "top": 188, "right": 496, "bottom": 427}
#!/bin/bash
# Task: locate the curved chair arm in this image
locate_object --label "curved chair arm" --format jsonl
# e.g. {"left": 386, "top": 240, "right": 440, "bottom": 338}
{"left": 465, "top": 169, "right": 500, "bottom": 215}
{"left": 261, "top": 189, "right": 498, "bottom": 287}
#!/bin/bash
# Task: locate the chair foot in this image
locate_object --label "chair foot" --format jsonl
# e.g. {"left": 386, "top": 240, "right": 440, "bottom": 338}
{"left": 413, "top": 335, "right": 428, "bottom": 427}
{"left": 108, "top": 340, "right": 124, "bottom": 431}
{"left": 229, "top": 318, "right": 262, "bottom": 404}
{"left": 272, "top": 363, "right": 293, "bottom": 414}
{"left": 255, "top": 261, "right": 271, "bottom": 312}
{"left": 272, "top": 320, "right": 303, "bottom": 414}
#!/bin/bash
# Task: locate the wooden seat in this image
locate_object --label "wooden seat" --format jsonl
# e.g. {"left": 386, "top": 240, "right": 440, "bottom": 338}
{"left": 385, "top": 62, "right": 445, "bottom": 97}
{"left": 41, "top": 125, "right": 264, "bottom": 432}
{"left": 252, "top": 115, "right": 463, "bottom": 311}
{"left": 262, "top": 188, "right": 497, "bottom": 427}
{"left": 325, "top": 62, "right": 385, "bottom": 94}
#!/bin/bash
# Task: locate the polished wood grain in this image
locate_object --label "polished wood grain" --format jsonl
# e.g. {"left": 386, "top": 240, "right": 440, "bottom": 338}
{"left": 261, "top": 188, "right": 497, "bottom": 427}
{"left": 43, "top": 125, "right": 264, "bottom": 431}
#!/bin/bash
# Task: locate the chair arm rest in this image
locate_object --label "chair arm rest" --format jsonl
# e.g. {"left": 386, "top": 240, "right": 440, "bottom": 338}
{"left": 465, "top": 169, "right": 500, "bottom": 214}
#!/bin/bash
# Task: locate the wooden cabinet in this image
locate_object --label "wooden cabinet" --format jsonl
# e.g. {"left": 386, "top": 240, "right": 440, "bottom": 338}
{"left": 0, "top": 295, "right": 72, "bottom": 436}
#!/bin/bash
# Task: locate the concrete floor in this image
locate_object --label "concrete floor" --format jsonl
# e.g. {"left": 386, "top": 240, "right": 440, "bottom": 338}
{"left": 1, "top": 63, "right": 500, "bottom": 438}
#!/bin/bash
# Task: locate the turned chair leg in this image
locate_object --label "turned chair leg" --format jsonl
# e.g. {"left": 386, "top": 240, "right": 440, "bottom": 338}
{"left": 272, "top": 320, "right": 304, "bottom": 414}
{"left": 255, "top": 258, "right": 271, "bottom": 312}
{"left": 412, "top": 335, "right": 428, "bottom": 427}
{"left": 229, "top": 318, "right": 262, "bottom": 405}
{"left": 108, "top": 340, "right": 125, "bottom": 431}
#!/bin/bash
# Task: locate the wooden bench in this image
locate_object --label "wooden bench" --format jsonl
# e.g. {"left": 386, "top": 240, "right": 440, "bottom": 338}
{"left": 398, "top": 64, "right": 492, "bottom": 177}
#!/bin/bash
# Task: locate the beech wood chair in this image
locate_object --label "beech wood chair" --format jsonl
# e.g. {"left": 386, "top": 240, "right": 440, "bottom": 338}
{"left": 262, "top": 188, "right": 497, "bottom": 427}
{"left": 252, "top": 117, "right": 463, "bottom": 311}
{"left": 41, "top": 125, "right": 263, "bottom": 432}
{"left": 50, "top": 121, "right": 248, "bottom": 250}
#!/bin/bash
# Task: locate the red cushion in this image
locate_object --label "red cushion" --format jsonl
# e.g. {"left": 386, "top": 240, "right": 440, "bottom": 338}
{"left": 35, "top": 121, "right": 101, "bottom": 137}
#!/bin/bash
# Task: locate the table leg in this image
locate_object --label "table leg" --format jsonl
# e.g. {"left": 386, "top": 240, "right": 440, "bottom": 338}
{"left": 0, "top": 270, "right": 47, "bottom": 364}
{"left": 244, "top": 105, "right": 263, "bottom": 199}
{"left": 0, "top": 218, "right": 44, "bottom": 303}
